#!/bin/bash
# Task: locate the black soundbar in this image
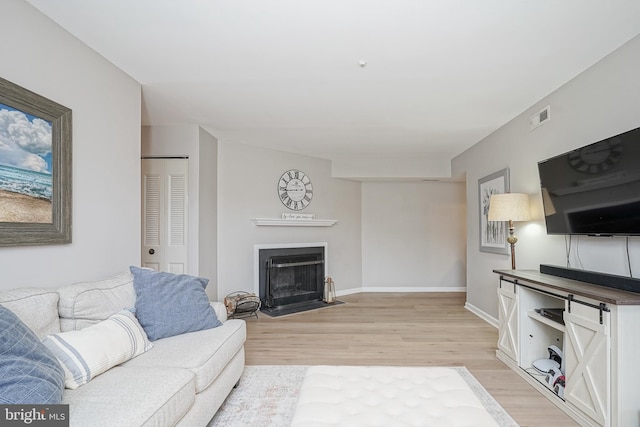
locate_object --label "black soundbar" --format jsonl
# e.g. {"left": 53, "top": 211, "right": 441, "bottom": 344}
{"left": 540, "top": 264, "right": 640, "bottom": 294}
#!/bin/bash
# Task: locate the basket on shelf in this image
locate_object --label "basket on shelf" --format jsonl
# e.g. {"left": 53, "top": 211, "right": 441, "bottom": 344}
{"left": 224, "top": 291, "right": 261, "bottom": 319}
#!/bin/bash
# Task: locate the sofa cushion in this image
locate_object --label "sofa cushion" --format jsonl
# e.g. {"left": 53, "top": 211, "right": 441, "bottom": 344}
{"left": 0, "top": 305, "right": 65, "bottom": 404}
{"left": 58, "top": 272, "right": 136, "bottom": 332}
{"left": 63, "top": 366, "right": 195, "bottom": 427}
{"left": 0, "top": 287, "right": 60, "bottom": 338}
{"left": 130, "top": 266, "right": 222, "bottom": 341}
{"left": 43, "top": 310, "right": 153, "bottom": 389}
{"left": 123, "top": 319, "right": 246, "bottom": 393}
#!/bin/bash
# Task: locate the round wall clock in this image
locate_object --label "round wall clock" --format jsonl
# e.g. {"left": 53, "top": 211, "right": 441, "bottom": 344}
{"left": 568, "top": 138, "right": 623, "bottom": 174}
{"left": 278, "top": 169, "right": 313, "bottom": 211}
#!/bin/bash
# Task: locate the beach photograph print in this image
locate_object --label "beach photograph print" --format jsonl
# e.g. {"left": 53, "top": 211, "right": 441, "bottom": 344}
{"left": 0, "top": 102, "right": 53, "bottom": 224}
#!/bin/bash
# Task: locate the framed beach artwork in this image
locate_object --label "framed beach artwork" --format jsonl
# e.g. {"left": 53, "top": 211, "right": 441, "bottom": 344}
{"left": 478, "top": 168, "right": 509, "bottom": 254}
{"left": 0, "top": 77, "right": 72, "bottom": 246}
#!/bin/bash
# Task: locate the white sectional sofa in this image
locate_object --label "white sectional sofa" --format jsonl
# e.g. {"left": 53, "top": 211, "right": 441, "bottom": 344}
{"left": 0, "top": 271, "right": 246, "bottom": 427}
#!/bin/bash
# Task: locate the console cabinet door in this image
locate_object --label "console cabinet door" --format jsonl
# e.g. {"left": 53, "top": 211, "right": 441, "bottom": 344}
{"left": 564, "top": 302, "right": 610, "bottom": 426}
{"left": 497, "top": 281, "right": 518, "bottom": 362}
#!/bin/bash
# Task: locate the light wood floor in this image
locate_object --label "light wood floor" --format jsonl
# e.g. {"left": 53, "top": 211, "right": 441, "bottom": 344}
{"left": 244, "top": 292, "right": 578, "bottom": 427}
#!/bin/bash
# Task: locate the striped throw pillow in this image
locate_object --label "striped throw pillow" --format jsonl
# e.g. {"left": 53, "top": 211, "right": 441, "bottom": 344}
{"left": 42, "top": 310, "right": 153, "bottom": 389}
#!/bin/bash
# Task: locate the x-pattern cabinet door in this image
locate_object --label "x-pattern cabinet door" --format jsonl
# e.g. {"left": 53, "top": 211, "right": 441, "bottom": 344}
{"left": 497, "top": 281, "right": 518, "bottom": 362}
{"left": 564, "top": 302, "right": 610, "bottom": 427}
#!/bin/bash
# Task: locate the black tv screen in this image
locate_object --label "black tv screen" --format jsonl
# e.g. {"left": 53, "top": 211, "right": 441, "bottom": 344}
{"left": 538, "top": 126, "right": 640, "bottom": 236}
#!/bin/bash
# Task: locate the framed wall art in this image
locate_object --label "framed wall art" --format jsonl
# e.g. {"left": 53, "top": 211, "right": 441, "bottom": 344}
{"left": 0, "top": 77, "right": 72, "bottom": 246}
{"left": 478, "top": 168, "right": 509, "bottom": 254}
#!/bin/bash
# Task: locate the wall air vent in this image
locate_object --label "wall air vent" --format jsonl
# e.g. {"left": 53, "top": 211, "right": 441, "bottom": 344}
{"left": 530, "top": 105, "right": 550, "bottom": 130}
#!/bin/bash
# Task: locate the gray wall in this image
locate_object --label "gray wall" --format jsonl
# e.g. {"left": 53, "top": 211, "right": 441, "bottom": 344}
{"left": 198, "top": 128, "right": 218, "bottom": 299}
{"left": 217, "top": 141, "right": 362, "bottom": 299}
{"left": 0, "top": 0, "right": 141, "bottom": 289}
{"left": 361, "top": 181, "right": 466, "bottom": 290}
{"left": 452, "top": 34, "right": 640, "bottom": 320}
{"left": 216, "top": 144, "right": 468, "bottom": 298}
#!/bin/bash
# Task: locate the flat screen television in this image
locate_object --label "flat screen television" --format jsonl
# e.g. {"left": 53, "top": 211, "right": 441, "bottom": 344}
{"left": 538, "top": 126, "right": 640, "bottom": 236}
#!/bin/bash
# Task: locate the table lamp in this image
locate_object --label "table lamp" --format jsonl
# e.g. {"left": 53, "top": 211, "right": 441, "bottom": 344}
{"left": 488, "top": 193, "right": 530, "bottom": 269}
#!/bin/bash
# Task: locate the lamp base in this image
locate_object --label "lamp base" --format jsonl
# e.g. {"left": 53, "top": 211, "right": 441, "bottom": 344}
{"left": 509, "top": 242, "right": 516, "bottom": 269}
{"left": 508, "top": 220, "right": 518, "bottom": 269}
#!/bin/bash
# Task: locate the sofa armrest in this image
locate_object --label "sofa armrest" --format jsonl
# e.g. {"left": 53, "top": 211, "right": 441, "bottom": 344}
{"left": 210, "top": 301, "right": 227, "bottom": 322}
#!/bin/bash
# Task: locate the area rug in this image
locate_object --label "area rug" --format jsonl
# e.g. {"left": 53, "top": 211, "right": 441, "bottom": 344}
{"left": 208, "top": 365, "right": 519, "bottom": 427}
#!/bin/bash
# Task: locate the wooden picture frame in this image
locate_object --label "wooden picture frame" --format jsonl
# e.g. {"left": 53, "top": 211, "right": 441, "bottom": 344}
{"left": 0, "top": 77, "right": 72, "bottom": 246}
{"left": 478, "top": 168, "right": 509, "bottom": 254}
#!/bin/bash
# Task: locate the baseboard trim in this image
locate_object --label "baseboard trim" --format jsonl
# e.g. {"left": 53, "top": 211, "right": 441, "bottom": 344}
{"left": 464, "top": 302, "right": 498, "bottom": 328}
{"left": 335, "top": 288, "right": 362, "bottom": 297}
{"left": 336, "top": 286, "right": 466, "bottom": 297}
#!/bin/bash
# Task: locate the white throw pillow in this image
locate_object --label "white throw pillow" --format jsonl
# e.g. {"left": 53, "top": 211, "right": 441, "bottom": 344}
{"left": 42, "top": 310, "right": 153, "bottom": 389}
{"left": 57, "top": 271, "right": 136, "bottom": 332}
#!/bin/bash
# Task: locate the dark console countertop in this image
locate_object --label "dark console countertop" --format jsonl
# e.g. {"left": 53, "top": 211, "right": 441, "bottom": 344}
{"left": 494, "top": 269, "right": 640, "bottom": 305}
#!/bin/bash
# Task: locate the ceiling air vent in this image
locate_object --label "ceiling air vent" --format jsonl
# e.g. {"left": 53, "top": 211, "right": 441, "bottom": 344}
{"left": 530, "top": 105, "right": 550, "bottom": 130}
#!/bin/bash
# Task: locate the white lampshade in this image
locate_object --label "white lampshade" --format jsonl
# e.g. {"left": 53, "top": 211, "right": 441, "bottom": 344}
{"left": 488, "top": 193, "right": 531, "bottom": 222}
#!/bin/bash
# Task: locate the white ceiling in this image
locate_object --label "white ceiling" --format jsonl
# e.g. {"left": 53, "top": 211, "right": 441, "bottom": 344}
{"left": 25, "top": 0, "right": 640, "bottom": 167}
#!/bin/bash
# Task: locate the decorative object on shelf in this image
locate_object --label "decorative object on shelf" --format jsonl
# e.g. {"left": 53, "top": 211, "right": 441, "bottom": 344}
{"left": 478, "top": 168, "right": 509, "bottom": 255}
{"left": 323, "top": 277, "right": 336, "bottom": 304}
{"left": 224, "top": 291, "right": 260, "bottom": 319}
{"left": 282, "top": 213, "right": 315, "bottom": 220}
{"left": 0, "top": 77, "right": 72, "bottom": 247}
{"left": 488, "top": 192, "right": 530, "bottom": 269}
{"left": 278, "top": 169, "right": 313, "bottom": 211}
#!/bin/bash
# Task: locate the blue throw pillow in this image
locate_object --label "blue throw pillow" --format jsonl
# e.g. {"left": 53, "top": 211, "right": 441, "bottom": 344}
{"left": 130, "top": 266, "right": 222, "bottom": 341}
{"left": 0, "top": 305, "right": 65, "bottom": 404}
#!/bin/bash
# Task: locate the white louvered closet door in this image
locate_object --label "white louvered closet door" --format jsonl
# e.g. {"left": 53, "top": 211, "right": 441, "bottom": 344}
{"left": 141, "top": 158, "right": 188, "bottom": 274}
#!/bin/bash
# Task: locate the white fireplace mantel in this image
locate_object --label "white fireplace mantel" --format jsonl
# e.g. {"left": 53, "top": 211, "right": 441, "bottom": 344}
{"left": 251, "top": 218, "right": 337, "bottom": 227}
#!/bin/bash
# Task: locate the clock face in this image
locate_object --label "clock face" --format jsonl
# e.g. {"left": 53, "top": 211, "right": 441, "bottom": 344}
{"left": 568, "top": 138, "right": 623, "bottom": 174}
{"left": 278, "top": 169, "right": 313, "bottom": 211}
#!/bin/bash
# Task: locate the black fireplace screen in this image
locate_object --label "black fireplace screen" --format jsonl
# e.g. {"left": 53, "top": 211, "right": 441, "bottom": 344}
{"left": 258, "top": 247, "right": 325, "bottom": 310}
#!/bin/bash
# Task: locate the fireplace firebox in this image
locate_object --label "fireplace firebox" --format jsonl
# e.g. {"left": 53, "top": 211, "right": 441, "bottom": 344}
{"left": 258, "top": 246, "right": 325, "bottom": 315}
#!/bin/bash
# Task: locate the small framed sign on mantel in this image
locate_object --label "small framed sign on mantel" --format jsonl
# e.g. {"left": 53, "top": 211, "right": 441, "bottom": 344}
{"left": 281, "top": 213, "right": 315, "bottom": 220}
